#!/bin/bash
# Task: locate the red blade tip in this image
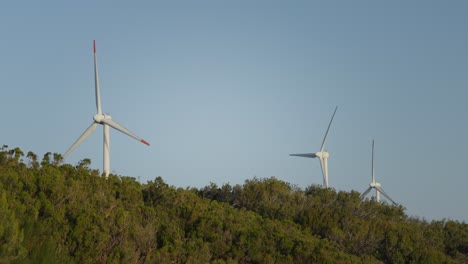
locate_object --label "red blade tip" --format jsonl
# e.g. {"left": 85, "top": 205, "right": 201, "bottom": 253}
{"left": 93, "top": 40, "right": 96, "bottom": 53}
{"left": 141, "top": 139, "right": 150, "bottom": 146}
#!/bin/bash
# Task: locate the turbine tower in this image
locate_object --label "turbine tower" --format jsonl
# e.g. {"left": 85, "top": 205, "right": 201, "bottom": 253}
{"left": 360, "top": 140, "right": 397, "bottom": 205}
{"left": 290, "top": 106, "right": 338, "bottom": 188}
{"left": 63, "top": 40, "right": 150, "bottom": 177}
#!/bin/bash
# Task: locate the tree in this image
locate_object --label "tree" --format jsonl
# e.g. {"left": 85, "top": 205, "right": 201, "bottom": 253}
{"left": 0, "top": 192, "right": 26, "bottom": 263}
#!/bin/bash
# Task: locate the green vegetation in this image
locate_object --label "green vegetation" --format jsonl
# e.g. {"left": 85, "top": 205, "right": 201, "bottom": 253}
{"left": 0, "top": 146, "right": 467, "bottom": 263}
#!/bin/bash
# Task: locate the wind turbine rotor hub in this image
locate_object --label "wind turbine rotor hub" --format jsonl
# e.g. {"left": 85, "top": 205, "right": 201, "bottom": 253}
{"left": 93, "top": 114, "right": 112, "bottom": 123}
{"left": 315, "top": 151, "right": 329, "bottom": 158}
{"left": 93, "top": 114, "right": 103, "bottom": 123}
{"left": 93, "top": 114, "right": 104, "bottom": 123}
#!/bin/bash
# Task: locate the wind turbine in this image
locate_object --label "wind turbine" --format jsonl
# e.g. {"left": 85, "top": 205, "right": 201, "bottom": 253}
{"left": 63, "top": 40, "right": 150, "bottom": 177}
{"left": 290, "top": 106, "right": 338, "bottom": 188}
{"left": 360, "top": 140, "right": 397, "bottom": 205}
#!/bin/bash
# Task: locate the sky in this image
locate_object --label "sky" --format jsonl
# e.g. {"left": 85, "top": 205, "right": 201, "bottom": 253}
{"left": 1, "top": 1, "right": 467, "bottom": 221}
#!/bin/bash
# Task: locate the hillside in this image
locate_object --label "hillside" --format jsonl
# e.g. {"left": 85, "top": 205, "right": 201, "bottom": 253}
{"left": 0, "top": 146, "right": 467, "bottom": 263}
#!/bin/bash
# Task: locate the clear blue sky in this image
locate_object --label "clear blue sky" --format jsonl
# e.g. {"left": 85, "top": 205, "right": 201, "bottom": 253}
{"left": 1, "top": 1, "right": 467, "bottom": 221}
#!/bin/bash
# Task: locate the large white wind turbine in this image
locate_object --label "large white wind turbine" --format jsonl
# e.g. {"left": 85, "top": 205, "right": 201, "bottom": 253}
{"left": 290, "top": 106, "right": 338, "bottom": 188}
{"left": 63, "top": 40, "right": 150, "bottom": 177}
{"left": 360, "top": 140, "right": 397, "bottom": 205}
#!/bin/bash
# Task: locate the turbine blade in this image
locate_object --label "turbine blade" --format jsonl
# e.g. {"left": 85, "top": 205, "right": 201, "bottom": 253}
{"left": 63, "top": 122, "right": 98, "bottom": 158}
{"left": 319, "top": 157, "right": 326, "bottom": 186}
{"left": 360, "top": 187, "right": 373, "bottom": 199}
{"left": 372, "top": 140, "right": 375, "bottom": 183}
{"left": 94, "top": 40, "right": 102, "bottom": 114}
{"left": 375, "top": 186, "right": 397, "bottom": 205}
{"left": 320, "top": 106, "right": 338, "bottom": 151}
{"left": 103, "top": 124, "right": 110, "bottom": 177}
{"left": 323, "top": 157, "right": 329, "bottom": 188}
{"left": 290, "top": 153, "right": 317, "bottom": 158}
{"left": 101, "top": 118, "right": 150, "bottom": 146}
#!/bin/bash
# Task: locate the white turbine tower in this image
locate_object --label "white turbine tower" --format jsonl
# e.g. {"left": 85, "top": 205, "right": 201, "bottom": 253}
{"left": 290, "top": 106, "right": 338, "bottom": 188}
{"left": 63, "top": 40, "right": 150, "bottom": 177}
{"left": 360, "top": 140, "right": 397, "bottom": 205}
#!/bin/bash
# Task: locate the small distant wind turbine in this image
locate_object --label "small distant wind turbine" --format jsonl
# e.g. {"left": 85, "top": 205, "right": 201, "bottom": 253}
{"left": 360, "top": 140, "right": 397, "bottom": 205}
{"left": 63, "top": 40, "right": 150, "bottom": 177}
{"left": 290, "top": 106, "right": 338, "bottom": 188}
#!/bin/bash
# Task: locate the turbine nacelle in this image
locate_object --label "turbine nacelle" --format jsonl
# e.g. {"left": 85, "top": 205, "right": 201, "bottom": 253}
{"left": 370, "top": 182, "right": 381, "bottom": 188}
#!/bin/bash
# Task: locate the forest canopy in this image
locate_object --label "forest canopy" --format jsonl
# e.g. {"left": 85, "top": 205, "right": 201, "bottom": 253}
{"left": 0, "top": 146, "right": 467, "bottom": 263}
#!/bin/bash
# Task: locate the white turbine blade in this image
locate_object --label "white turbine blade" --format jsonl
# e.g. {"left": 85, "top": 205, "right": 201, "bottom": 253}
{"left": 360, "top": 187, "right": 373, "bottom": 199}
{"left": 375, "top": 186, "right": 397, "bottom": 205}
{"left": 320, "top": 106, "right": 338, "bottom": 152}
{"left": 103, "top": 124, "right": 110, "bottom": 177}
{"left": 290, "top": 153, "right": 317, "bottom": 158}
{"left": 94, "top": 40, "right": 102, "bottom": 115}
{"left": 63, "top": 122, "right": 98, "bottom": 158}
{"left": 372, "top": 139, "right": 375, "bottom": 183}
{"left": 101, "top": 118, "right": 150, "bottom": 146}
{"left": 323, "top": 157, "right": 329, "bottom": 188}
{"left": 319, "top": 157, "right": 326, "bottom": 187}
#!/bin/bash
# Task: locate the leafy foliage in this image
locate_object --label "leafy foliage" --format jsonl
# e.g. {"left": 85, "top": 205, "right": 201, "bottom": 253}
{"left": 0, "top": 147, "right": 466, "bottom": 263}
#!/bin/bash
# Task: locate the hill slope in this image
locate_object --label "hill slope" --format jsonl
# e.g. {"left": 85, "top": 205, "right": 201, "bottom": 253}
{"left": 0, "top": 146, "right": 467, "bottom": 263}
